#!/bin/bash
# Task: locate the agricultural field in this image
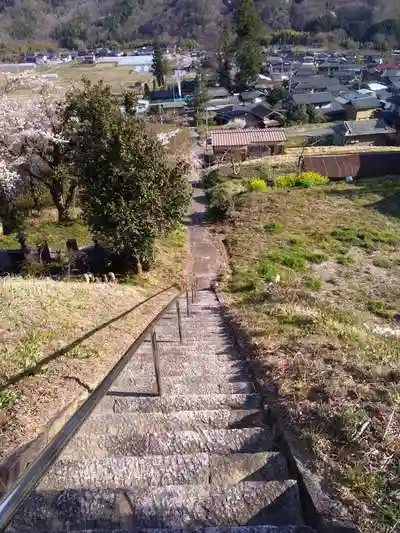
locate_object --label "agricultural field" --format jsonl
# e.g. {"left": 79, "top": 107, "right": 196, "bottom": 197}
{"left": 0, "top": 62, "right": 153, "bottom": 98}
{"left": 214, "top": 174, "right": 400, "bottom": 532}
{"left": 40, "top": 62, "right": 152, "bottom": 92}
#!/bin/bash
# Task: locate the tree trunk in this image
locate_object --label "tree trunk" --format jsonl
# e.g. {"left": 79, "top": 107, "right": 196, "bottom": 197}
{"left": 50, "top": 181, "right": 77, "bottom": 222}
{"left": 50, "top": 185, "right": 70, "bottom": 222}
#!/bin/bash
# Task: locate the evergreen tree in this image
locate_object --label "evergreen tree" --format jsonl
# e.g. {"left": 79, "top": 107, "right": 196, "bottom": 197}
{"left": 236, "top": 39, "right": 263, "bottom": 84}
{"left": 65, "top": 80, "right": 190, "bottom": 270}
{"left": 217, "top": 21, "right": 235, "bottom": 89}
{"left": 152, "top": 44, "right": 167, "bottom": 88}
{"left": 234, "top": 0, "right": 264, "bottom": 85}
{"left": 286, "top": 104, "right": 309, "bottom": 125}
{"left": 235, "top": 0, "right": 262, "bottom": 41}
{"left": 193, "top": 74, "right": 208, "bottom": 127}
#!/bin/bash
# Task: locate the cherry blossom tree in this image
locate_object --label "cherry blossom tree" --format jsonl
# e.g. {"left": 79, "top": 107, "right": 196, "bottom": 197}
{"left": 0, "top": 72, "right": 77, "bottom": 221}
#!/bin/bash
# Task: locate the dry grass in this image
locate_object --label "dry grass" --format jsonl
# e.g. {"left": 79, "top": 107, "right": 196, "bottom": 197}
{"left": 215, "top": 146, "right": 400, "bottom": 173}
{"left": 0, "top": 278, "right": 178, "bottom": 465}
{"left": 129, "top": 225, "right": 190, "bottom": 290}
{"left": 39, "top": 63, "right": 152, "bottom": 93}
{"left": 219, "top": 177, "right": 400, "bottom": 532}
{"left": 0, "top": 62, "right": 153, "bottom": 99}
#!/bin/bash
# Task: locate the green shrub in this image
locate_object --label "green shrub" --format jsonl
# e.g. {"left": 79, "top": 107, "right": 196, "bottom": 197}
{"left": 0, "top": 389, "right": 18, "bottom": 409}
{"left": 268, "top": 245, "right": 327, "bottom": 270}
{"left": 208, "top": 184, "right": 235, "bottom": 220}
{"left": 257, "top": 260, "right": 279, "bottom": 281}
{"left": 287, "top": 235, "right": 305, "bottom": 247}
{"left": 332, "top": 227, "right": 398, "bottom": 250}
{"left": 275, "top": 172, "right": 328, "bottom": 189}
{"left": 268, "top": 249, "right": 307, "bottom": 270}
{"left": 306, "top": 276, "right": 323, "bottom": 291}
{"left": 203, "top": 169, "right": 222, "bottom": 189}
{"left": 367, "top": 300, "right": 397, "bottom": 319}
{"left": 249, "top": 178, "right": 268, "bottom": 193}
{"left": 264, "top": 221, "right": 281, "bottom": 233}
{"left": 305, "top": 251, "right": 328, "bottom": 263}
{"left": 230, "top": 266, "right": 259, "bottom": 292}
{"left": 337, "top": 254, "right": 355, "bottom": 265}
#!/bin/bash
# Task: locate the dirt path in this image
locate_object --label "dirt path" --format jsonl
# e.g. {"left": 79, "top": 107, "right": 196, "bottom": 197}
{"left": 188, "top": 130, "right": 224, "bottom": 288}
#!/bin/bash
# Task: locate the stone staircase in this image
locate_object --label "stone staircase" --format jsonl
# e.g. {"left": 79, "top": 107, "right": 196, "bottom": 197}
{"left": 7, "top": 289, "right": 315, "bottom": 533}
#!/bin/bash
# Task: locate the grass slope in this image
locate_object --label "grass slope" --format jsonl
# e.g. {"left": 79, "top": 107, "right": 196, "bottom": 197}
{"left": 0, "top": 279, "right": 178, "bottom": 468}
{"left": 220, "top": 177, "right": 400, "bottom": 532}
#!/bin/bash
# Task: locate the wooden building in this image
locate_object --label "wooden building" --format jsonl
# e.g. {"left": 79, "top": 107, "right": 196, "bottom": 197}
{"left": 344, "top": 96, "right": 380, "bottom": 120}
{"left": 205, "top": 128, "right": 286, "bottom": 162}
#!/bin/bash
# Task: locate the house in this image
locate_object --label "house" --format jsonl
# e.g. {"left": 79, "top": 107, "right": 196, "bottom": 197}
{"left": 205, "top": 128, "right": 286, "bottom": 162}
{"left": 380, "top": 94, "right": 400, "bottom": 128}
{"left": 295, "top": 65, "right": 317, "bottom": 77}
{"left": 385, "top": 76, "right": 400, "bottom": 92}
{"left": 376, "top": 63, "right": 400, "bottom": 78}
{"left": 149, "top": 100, "right": 186, "bottom": 117}
{"left": 80, "top": 54, "right": 96, "bottom": 65}
{"left": 254, "top": 74, "right": 274, "bottom": 91}
{"left": 207, "top": 87, "right": 230, "bottom": 100}
{"left": 246, "top": 102, "right": 284, "bottom": 128}
{"left": 206, "top": 95, "right": 240, "bottom": 112}
{"left": 239, "top": 90, "right": 264, "bottom": 104}
{"left": 292, "top": 92, "right": 333, "bottom": 107}
{"left": 321, "top": 100, "right": 346, "bottom": 121}
{"left": 333, "top": 119, "right": 395, "bottom": 146}
{"left": 150, "top": 90, "right": 175, "bottom": 101}
{"left": 344, "top": 96, "right": 381, "bottom": 120}
{"left": 301, "top": 152, "right": 400, "bottom": 179}
{"left": 118, "top": 55, "right": 153, "bottom": 72}
{"left": 214, "top": 105, "right": 249, "bottom": 126}
{"left": 292, "top": 75, "right": 340, "bottom": 93}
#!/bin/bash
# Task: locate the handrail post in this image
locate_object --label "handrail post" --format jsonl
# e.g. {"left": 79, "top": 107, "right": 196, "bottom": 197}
{"left": 176, "top": 300, "right": 183, "bottom": 343}
{"left": 186, "top": 287, "right": 190, "bottom": 317}
{"left": 151, "top": 331, "right": 162, "bottom": 396}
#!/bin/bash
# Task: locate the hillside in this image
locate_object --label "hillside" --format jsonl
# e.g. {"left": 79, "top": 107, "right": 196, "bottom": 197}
{"left": 0, "top": 0, "right": 400, "bottom": 48}
{"left": 213, "top": 172, "right": 400, "bottom": 532}
{"left": 0, "top": 278, "right": 178, "bottom": 489}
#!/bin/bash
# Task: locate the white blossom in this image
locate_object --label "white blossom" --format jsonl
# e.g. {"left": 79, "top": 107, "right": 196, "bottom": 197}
{"left": 0, "top": 72, "right": 66, "bottom": 199}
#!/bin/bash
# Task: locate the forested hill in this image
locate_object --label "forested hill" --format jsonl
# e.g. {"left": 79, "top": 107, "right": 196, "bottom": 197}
{"left": 1, "top": 0, "right": 400, "bottom": 48}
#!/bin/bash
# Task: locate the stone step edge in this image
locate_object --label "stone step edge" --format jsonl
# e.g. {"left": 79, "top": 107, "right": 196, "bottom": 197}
{"left": 71, "top": 526, "right": 315, "bottom": 533}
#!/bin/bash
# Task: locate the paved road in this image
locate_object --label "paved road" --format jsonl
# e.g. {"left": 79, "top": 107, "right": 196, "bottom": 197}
{"left": 187, "top": 130, "right": 222, "bottom": 289}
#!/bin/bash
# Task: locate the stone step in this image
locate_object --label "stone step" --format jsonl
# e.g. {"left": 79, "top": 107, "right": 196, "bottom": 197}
{"left": 122, "top": 360, "right": 252, "bottom": 378}
{"left": 111, "top": 378, "right": 253, "bottom": 396}
{"left": 60, "top": 427, "right": 274, "bottom": 460}
{"left": 79, "top": 409, "right": 264, "bottom": 435}
{"left": 128, "top": 344, "right": 244, "bottom": 361}
{"left": 153, "top": 345, "right": 245, "bottom": 362}
{"left": 153, "top": 338, "right": 237, "bottom": 351}
{"left": 70, "top": 527, "right": 316, "bottom": 533}
{"left": 96, "top": 393, "right": 262, "bottom": 414}
{"left": 156, "top": 322, "right": 230, "bottom": 334}
{"left": 41, "top": 452, "right": 288, "bottom": 490}
{"left": 113, "top": 373, "right": 253, "bottom": 393}
{"left": 12, "top": 481, "right": 302, "bottom": 531}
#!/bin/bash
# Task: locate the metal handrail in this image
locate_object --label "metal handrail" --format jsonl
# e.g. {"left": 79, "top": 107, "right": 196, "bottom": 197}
{"left": 0, "top": 281, "right": 199, "bottom": 531}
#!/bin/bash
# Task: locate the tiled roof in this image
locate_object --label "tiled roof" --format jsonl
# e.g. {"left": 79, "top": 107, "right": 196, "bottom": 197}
{"left": 348, "top": 96, "right": 380, "bottom": 110}
{"left": 250, "top": 102, "right": 273, "bottom": 119}
{"left": 209, "top": 128, "right": 286, "bottom": 147}
{"left": 292, "top": 92, "right": 333, "bottom": 105}
{"left": 338, "top": 119, "right": 395, "bottom": 137}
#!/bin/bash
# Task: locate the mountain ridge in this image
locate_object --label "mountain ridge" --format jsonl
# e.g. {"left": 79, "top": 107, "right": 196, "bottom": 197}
{"left": 0, "top": 0, "right": 400, "bottom": 48}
